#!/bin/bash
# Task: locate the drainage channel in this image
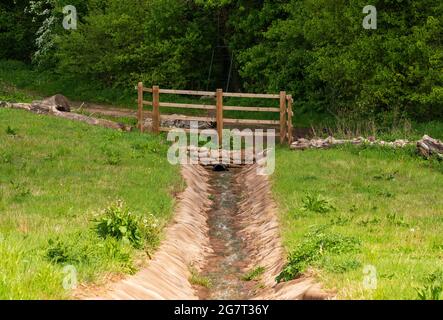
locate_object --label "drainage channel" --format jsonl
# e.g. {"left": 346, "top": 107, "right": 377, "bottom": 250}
{"left": 197, "top": 168, "right": 255, "bottom": 300}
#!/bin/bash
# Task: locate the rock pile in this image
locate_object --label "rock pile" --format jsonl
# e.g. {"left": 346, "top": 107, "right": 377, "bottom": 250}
{"left": 290, "top": 136, "right": 412, "bottom": 150}
{"left": 144, "top": 116, "right": 213, "bottom": 131}
{"left": 182, "top": 145, "right": 271, "bottom": 167}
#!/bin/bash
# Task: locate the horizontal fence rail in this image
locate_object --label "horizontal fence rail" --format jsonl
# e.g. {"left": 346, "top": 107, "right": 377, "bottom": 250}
{"left": 137, "top": 83, "right": 293, "bottom": 145}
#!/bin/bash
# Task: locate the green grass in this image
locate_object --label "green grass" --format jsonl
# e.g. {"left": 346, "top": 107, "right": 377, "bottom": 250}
{"left": 242, "top": 266, "right": 266, "bottom": 281}
{"left": 189, "top": 267, "right": 212, "bottom": 288}
{"left": 272, "top": 144, "right": 443, "bottom": 299}
{"left": 0, "top": 108, "right": 182, "bottom": 299}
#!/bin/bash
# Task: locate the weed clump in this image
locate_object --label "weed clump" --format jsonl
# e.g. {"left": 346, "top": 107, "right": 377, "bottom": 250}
{"left": 94, "top": 201, "right": 161, "bottom": 249}
{"left": 5, "top": 126, "right": 17, "bottom": 136}
{"left": 416, "top": 270, "right": 443, "bottom": 300}
{"left": 45, "top": 234, "right": 136, "bottom": 276}
{"left": 276, "top": 227, "right": 361, "bottom": 283}
{"left": 46, "top": 238, "right": 71, "bottom": 264}
{"left": 242, "top": 266, "right": 265, "bottom": 281}
{"left": 300, "top": 193, "right": 336, "bottom": 214}
{"left": 189, "top": 267, "right": 212, "bottom": 288}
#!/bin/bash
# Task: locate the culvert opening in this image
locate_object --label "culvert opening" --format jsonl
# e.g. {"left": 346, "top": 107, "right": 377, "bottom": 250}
{"left": 212, "top": 164, "right": 228, "bottom": 172}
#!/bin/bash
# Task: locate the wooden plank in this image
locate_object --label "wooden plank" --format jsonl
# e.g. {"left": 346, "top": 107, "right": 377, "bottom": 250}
{"left": 137, "top": 82, "right": 144, "bottom": 132}
{"left": 143, "top": 100, "right": 153, "bottom": 106}
{"left": 287, "top": 95, "right": 293, "bottom": 144}
{"left": 152, "top": 86, "right": 160, "bottom": 134}
{"left": 280, "top": 91, "right": 287, "bottom": 144}
{"left": 159, "top": 127, "right": 279, "bottom": 137}
{"left": 223, "top": 118, "right": 279, "bottom": 125}
{"left": 159, "top": 89, "right": 215, "bottom": 96}
{"left": 223, "top": 106, "right": 280, "bottom": 112}
{"left": 216, "top": 89, "right": 223, "bottom": 146}
{"left": 159, "top": 127, "right": 193, "bottom": 133}
{"left": 159, "top": 102, "right": 216, "bottom": 110}
{"left": 223, "top": 92, "right": 280, "bottom": 99}
{"left": 160, "top": 115, "right": 215, "bottom": 122}
{"left": 143, "top": 88, "right": 153, "bottom": 93}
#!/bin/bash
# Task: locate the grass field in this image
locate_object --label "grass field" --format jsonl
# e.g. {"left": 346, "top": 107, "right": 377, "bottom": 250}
{"left": 2, "top": 59, "right": 443, "bottom": 300}
{"left": 272, "top": 145, "right": 443, "bottom": 299}
{"left": 0, "top": 108, "right": 182, "bottom": 299}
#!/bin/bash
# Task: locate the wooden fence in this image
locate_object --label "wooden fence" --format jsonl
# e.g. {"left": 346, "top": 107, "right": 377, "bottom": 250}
{"left": 137, "top": 82, "right": 293, "bottom": 145}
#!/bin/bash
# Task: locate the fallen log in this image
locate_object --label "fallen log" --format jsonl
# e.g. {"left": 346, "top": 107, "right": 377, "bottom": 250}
{"left": 417, "top": 135, "right": 443, "bottom": 159}
{"left": 0, "top": 95, "right": 133, "bottom": 132}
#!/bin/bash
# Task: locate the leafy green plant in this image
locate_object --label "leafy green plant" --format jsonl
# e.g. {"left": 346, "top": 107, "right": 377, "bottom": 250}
{"left": 300, "top": 193, "right": 335, "bottom": 214}
{"left": 416, "top": 270, "right": 443, "bottom": 300}
{"left": 276, "top": 227, "right": 361, "bottom": 283}
{"left": 5, "top": 126, "right": 17, "bottom": 136}
{"left": 101, "top": 147, "right": 122, "bottom": 166}
{"left": 242, "top": 266, "right": 265, "bottom": 281}
{"left": 0, "top": 152, "right": 12, "bottom": 164}
{"left": 94, "top": 201, "right": 160, "bottom": 249}
{"left": 10, "top": 181, "right": 31, "bottom": 199}
{"left": 46, "top": 238, "right": 70, "bottom": 264}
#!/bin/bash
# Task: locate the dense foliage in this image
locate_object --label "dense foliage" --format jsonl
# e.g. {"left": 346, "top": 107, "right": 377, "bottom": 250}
{"left": 1, "top": 0, "right": 442, "bottom": 121}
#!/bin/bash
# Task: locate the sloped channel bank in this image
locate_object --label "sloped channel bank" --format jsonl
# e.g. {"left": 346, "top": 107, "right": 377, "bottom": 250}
{"left": 81, "top": 164, "right": 329, "bottom": 300}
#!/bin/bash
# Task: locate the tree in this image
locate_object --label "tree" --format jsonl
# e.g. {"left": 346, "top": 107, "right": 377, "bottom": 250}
{"left": 56, "top": 0, "right": 215, "bottom": 89}
{"left": 0, "top": 0, "right": 38, "bottom": 61}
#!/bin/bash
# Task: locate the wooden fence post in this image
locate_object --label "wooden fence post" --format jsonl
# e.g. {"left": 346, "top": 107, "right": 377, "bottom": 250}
{"left": 137, "top": 82, "right": 144, "bottom": 132}
{"left": 287, "top": 95, "right": 293, "bottom": 145}
{"left": 280, "top": 91, "right": 287, "bottom": 144}
{"left": 152, "top": 85, "right": 160, "bottom": 134}
{"left": 216, "top": 89, "right": 224, "bottom": 146}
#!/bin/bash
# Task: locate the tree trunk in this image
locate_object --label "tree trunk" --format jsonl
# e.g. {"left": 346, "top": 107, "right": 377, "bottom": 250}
{"left": 1, "top": 98, "right": 133, "bottom": 132}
